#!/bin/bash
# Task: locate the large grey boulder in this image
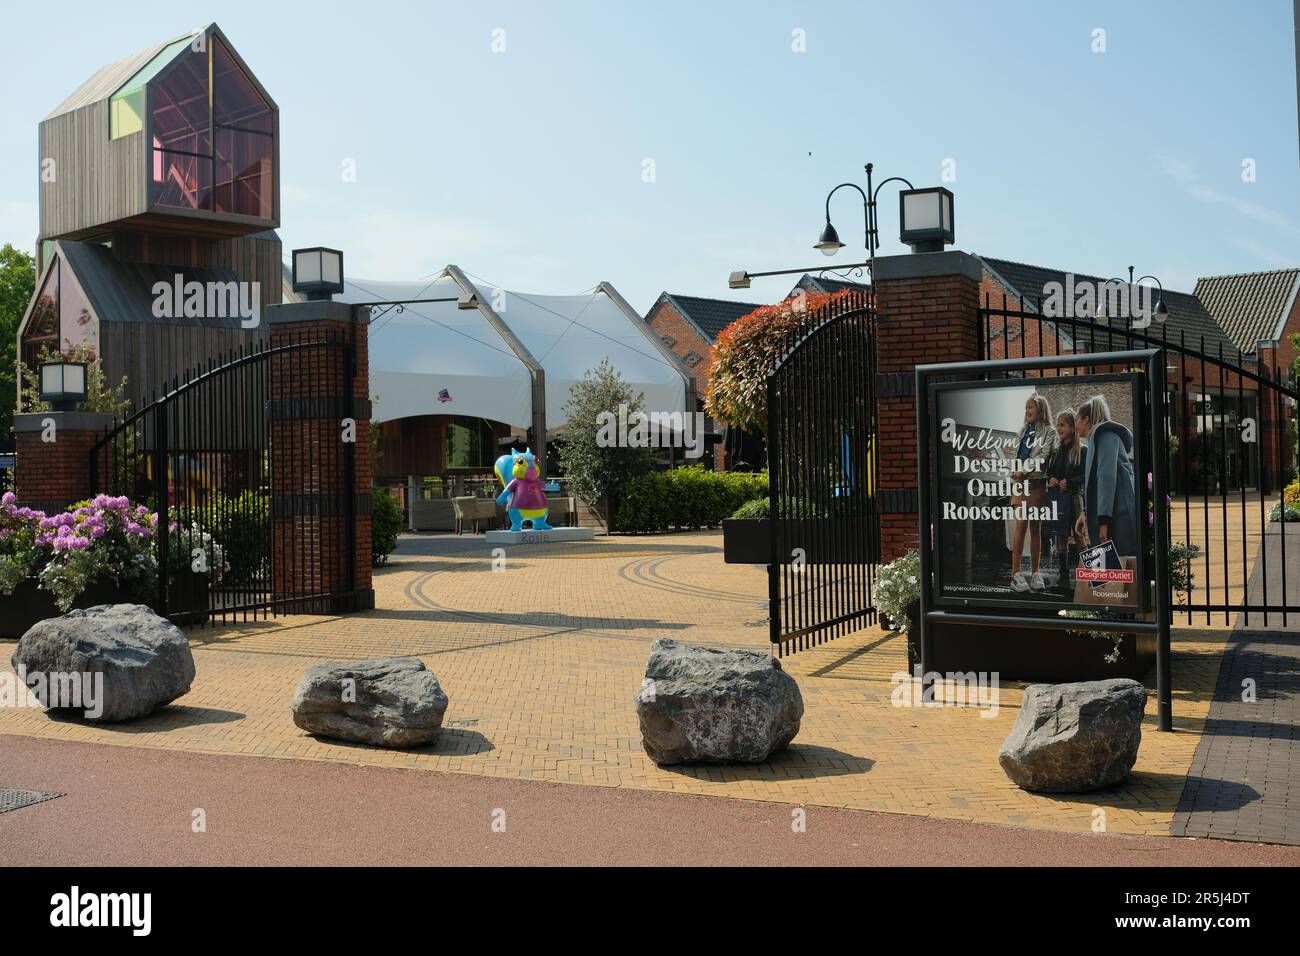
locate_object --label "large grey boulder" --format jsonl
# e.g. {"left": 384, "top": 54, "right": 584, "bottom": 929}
{"left": 634, "top": 639, "right": 803, "bottom": 765}
{"left": 292, "top": 657, "right": 448, "bottom": 748}
{"left": 998, "top": 678, "right": 1147, "bottom": 793}
{"left": 11, "top": 603, "right": 195, "bottom": 722}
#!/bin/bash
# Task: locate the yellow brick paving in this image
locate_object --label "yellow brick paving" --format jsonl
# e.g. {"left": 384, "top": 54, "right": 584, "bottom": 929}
{"left": 0, "top": 532, "right": 1233, "bottom": 837}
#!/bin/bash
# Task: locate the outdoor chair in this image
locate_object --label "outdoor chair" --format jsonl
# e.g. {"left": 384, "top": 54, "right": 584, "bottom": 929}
{"left": 452, "top": 497, "right": 476, "bottom": 535}
{"left": 471, "top": 498, "right": 500, "bottom": 532}
{"left": 547, "top": 496, "right": 575, "bottom": 527}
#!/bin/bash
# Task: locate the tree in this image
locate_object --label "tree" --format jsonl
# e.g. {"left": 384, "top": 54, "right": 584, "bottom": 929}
{"left": 557, "top": 359, "right": 654, "bottom": 528}
{"left": 705, "top": 289, "right": 849, "bottom": 433}
{"left": 0, "top": 244, "right": 36, "bottom": 449}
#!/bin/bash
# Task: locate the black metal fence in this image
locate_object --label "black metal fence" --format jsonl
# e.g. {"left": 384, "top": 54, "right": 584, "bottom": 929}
{"left": 767, "top": 290, "right": 880, "bottom": 655}
{"left": 979, "top": 293, "right": 1300, "bottom": 628}
{"left": 90, "top": 329, "right": 356, "bottom": 626}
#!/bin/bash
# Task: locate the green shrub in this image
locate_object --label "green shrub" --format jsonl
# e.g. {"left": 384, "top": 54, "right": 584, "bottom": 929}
{"left": 615, "top": 466, "right": 767, "bottom": 533}
{"left": 1270, "top": 502, "right": 1300, "bottom": 523}
{"left": 730, "top": 497, "right": 769, "bottom": 520}
{"left": 372, "top": 487, "right": 403, "bottom": 565}
{"left": 1284, "top": 479, "right": 1300, "bottom": 507}
{"left": 211, "top": 490, "right": 269, "bottom": 586}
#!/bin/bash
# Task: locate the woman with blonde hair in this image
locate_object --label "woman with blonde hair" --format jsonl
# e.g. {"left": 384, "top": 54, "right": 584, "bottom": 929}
{"left": 1045, "top": 407, "right": 1087, "bottom": 596}
{"left": 1075, "top": 394, "right": 1138, "bottom": 558}
{"left": 1007, "top": 393, "right": 1056, "bottom": 593}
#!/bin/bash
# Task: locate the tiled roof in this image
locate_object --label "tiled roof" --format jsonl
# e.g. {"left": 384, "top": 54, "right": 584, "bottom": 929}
{"left": 981, "top": 256, "right": 1239, "bottom": 357}
{"left": 1194, "top": 269, "right": 1300, "bottom": 354}
{"left": 793, "top": 273, "right": 871, "bottom": 296}
{"left": 651, "top": 293, "right": 762, "bottom": 342}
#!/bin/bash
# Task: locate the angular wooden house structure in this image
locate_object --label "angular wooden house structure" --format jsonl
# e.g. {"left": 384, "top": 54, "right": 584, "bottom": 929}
{"left": 18, "top": 23, "right": 282, "bottom": 412}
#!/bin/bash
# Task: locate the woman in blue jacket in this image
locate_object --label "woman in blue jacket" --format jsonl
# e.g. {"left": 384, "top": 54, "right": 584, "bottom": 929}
{"left": 1075, "top": 395, "right": 1139, "bottom": 559}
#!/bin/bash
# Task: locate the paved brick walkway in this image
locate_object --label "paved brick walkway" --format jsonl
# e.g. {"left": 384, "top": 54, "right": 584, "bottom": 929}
{"left": 0, "top": 531, "right": 1244, "bottom": 840}
{"left": 1171, "top": 629, "right": 1300, "bottom": 846}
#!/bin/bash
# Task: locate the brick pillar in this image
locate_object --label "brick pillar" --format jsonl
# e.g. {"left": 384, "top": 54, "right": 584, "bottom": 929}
{"left": 265, "top": 300, "right": 374, "bottom": 613}
{"left": 13, "top": 411, "right": 114, "bottom": 514}
{"left": 872, "top": 252, "right": 983, "bottom": 562}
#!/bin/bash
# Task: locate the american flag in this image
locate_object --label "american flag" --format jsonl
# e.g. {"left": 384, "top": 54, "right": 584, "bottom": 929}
{"left": 437, "top": 388, "right": 452, "bottom": 403}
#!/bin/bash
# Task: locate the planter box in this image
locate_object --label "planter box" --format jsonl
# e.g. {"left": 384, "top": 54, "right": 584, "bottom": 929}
{"left": 722, "top": 517, "right": 881, "bottom": 565}
{"left": 722, "top": 518, "right": 770, "bottom": 564}
{"left": 166, "top": 569, "right": 212, "bottom": 627}
{"left": 0, "top": 577, "right": 135, "bottom": 640}
{"left": 928, "top": 616, "right": 1155, "bottom": 682}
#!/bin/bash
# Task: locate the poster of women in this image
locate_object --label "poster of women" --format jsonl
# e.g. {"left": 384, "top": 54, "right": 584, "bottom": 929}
{"left": 929, "top": 374, "right": 1144, "bottom": 611}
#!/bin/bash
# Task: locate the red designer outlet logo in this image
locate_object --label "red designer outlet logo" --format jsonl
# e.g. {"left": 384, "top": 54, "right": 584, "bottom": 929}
{"left": 1075, "top": 567, "right": 1135, "bottom": 583}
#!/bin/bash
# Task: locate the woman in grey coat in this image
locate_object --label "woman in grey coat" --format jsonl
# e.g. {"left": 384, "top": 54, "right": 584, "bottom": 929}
{"left": 1074, "top": 395, "right": 1139, "bottom": 558}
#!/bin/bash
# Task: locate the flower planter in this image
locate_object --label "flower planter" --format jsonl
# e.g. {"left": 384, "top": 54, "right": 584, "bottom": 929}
{"left": 722, "top": 518, "right": 770, "bottom": 564}
{"left": 166, "top": 569, "right": 212, "bottom": 627}
{"left": 927, "top": 613, "right": 1154, "bottom": 682}
{"left": 0, "top": 576, "right": 135, "bottom": 639}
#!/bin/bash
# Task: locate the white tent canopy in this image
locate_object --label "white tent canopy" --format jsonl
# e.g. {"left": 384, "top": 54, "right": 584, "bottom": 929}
{"left": 329, "top": 267, "right": 692, "bottom": 434}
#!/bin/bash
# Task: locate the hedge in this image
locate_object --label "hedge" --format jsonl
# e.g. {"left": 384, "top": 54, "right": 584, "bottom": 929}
{"left": 614, "top": 467, "right": 767, "bottom": 533}
{"left": 372, "top": 487, "right": 403, "bottom": 565}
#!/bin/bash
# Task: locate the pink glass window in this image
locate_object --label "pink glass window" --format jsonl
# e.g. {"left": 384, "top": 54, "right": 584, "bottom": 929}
{"left": 148, "top": 35, "right": 273, "bottom": 219}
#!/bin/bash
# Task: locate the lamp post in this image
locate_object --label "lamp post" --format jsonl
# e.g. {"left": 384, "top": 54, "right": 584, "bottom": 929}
{"left": 815, "top": 163, "right": 934, "bottom": 276}
{"left": 729, "top": 162, "right": 954, "bottom": 289}
{"left": 1096, "top": 266, "right": 1168, "bottom": 328}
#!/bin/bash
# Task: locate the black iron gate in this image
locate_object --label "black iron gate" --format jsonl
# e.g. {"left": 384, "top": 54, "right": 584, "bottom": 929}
{"left": 90, "top": 331, "right": 356, "bottom": 625}
{"left": 979, "top": 294, "right": 1300, "bottom": 627}
{"left": 767, "top": 290, "right": 880, "bottom": 655}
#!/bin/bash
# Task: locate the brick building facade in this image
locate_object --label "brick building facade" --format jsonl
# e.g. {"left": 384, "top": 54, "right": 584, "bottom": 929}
{"left": 980, "top": 258, "right": 1298, "bottom": 493}
{"left": 643, "top": 292, "right": 762, "bottom": 470}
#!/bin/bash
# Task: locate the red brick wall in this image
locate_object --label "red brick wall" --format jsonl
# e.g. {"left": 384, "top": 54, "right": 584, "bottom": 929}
{"left": 1276, "top": 288, "right": 1300, "bottom": 382}
{"left": 269, "top": 315, "right": 373, "bottom": 610}
{"left": 644, "top": 300, "right": 714, "bottom": 393}
{"left": 15, "top": 425, "right": 103, "bottom": 510}
{"left": 644, "top": 299, "right": 727, "bottom": 470}
{"left": 873, "top": 267, "right": 982, "bottom": 561}
{"left": 980, "top": 271, "right": 1069, "bottom": 362}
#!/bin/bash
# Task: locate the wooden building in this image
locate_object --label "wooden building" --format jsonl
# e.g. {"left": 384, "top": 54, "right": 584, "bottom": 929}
{"left": 17, "top": 23, "right": 282, "bottom": 413}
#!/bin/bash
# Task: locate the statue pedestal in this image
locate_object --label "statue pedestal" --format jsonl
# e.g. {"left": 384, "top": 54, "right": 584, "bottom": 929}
{"left": 485, "top": 527, "right": 596, "bottom": 546}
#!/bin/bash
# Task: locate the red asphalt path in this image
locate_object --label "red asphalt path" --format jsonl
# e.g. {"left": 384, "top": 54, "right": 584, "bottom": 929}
{"left": 3, "top": 735, "right": 1299, "bottom": 867}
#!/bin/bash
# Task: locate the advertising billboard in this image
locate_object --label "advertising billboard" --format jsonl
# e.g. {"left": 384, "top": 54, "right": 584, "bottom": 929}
{"left": 929, "top": 372, "right": 1146, "bottom": 613}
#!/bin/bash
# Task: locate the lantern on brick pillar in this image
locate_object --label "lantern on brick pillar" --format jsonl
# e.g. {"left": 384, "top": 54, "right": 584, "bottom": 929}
{"left": 898, "top": 187, "right": 955, "bottom": 253}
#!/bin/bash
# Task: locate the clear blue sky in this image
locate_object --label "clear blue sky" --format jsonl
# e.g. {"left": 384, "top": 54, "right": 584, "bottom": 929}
{"left": 0, "top": 0, "right": 1295, "bottom": 313}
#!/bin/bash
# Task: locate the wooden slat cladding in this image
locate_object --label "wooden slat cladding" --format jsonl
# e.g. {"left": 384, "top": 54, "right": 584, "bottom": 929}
{"left": 101, "top": 321, "right": 266, "bottom": 418}
{"left": 110, "top": 230, "right": 283, "bottom": 309}
{"left": 39, "top": 103, "right": 147, "bottom": 240}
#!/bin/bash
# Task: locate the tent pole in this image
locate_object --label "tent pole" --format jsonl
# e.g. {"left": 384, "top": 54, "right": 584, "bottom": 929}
{"left": 532, "top": 369, "right": 547, "bottom": 478}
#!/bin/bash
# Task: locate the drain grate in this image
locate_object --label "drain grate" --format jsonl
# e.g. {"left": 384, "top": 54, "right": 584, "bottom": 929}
{"left": 0, "top": 789, "right": 65, "bottom": 814}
